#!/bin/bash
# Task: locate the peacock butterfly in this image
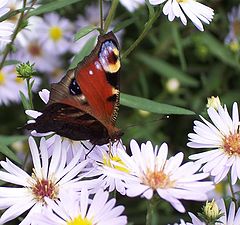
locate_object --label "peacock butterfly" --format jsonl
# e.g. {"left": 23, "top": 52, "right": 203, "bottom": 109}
{"left": 26, "top": 31, "right": 123, "bottom": 145}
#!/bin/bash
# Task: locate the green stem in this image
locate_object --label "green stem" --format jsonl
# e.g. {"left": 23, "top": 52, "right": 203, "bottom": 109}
{"left": 104, "top": 0, "right": 119, "bottom": 33}
{"left": 122, "top": 8, "right": 161, "bottom": 59}
{"left": 146, "top": 198, "right": 155, "bottom": 225}
{"left": 99, "top": 0, "right": 104, "bottom": 33}
{"left": 0, "top": 0, "right": 37, "bottom": 70}
{"left": 228, "top": 174, "right": 238, "bottom": 207}
{"left": 27, "top": 78, "right": 34, "bottom": 109}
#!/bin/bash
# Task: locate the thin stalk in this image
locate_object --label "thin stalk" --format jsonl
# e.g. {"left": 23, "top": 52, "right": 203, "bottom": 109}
{"left": 146, "top": 198, "right": 155, "bottom": 225}
{"left": 104, "top": 0, "right": 119, "bottom": 33}
{"left": 228, "top": 174, "right": 238, "bottom": 207}
{"left": 122, "top": 8, "right": 161, "bottom": 59}
{"left": 99, "top": 0, "right": 104, "bottom": 33}
{"left": 0, "top": 0, "right": 37, "bottom": 70}
{"left": 26, "top": 78, "right": 34, "bottom": 109}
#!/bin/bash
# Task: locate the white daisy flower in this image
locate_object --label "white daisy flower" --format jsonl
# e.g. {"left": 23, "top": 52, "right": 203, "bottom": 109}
{"left": 119, "top": 0, "right": 145, "bottom": 12}
{"left": 0, "top": 136, "right": 89, "bottom": 224}
{"left": 188, "top": 102, "right": 240, "bottom": 185}
{"left": 0, "top": 0, "right": 14, "bottom": 50}
{"left": 115, "top": 140, "right": 213, "bottom": 213}
{"left": 36, "top": 12, "right": 74, "bottom": 55}
{"left": 34, "top": 188, "right": 127, "bottom": 225}
{"left": 149, "top": 0, "right": 214, "bottom": 31}
{"left": 225, "top": 5, "right": 240, "bottom": 52}
{"left": 188, "top": 199, "right": 240, "bottom": 225}
{"left": 86, "top": 142, "right": 130, "bottom": 195}
{"left": 25, "top": 89, "right": 92, "bottom": 161}
{"left": 12, "top": 29, "right": 60, "bottom": 73}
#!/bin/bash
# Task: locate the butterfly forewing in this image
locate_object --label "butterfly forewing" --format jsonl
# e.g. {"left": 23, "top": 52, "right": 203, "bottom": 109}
{"left": 25, "top": 32, "right": 123, "bottom": 145}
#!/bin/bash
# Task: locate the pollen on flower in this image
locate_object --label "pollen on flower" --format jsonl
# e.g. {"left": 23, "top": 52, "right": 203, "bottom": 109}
{"left": 28, "top": 43, "right": 42, "bottom": 56}
{"left": 0, "top": 71, "right": 5, "bottom": 85}
{"left": 103, "top": 154, "right": 129, "bottom": 173}
{"left": 49, "top": 26, "right": 63, "bottom": 42}
{"left": 223, "top": 133, "right": 240, "bottom": 155}
{"left": 31, "top": 177, "right": 58, "bottom": 202}
{"left": 67, "top": 215, "right": 92, "bottom": 225}
{"left": 143, "top": 169, "right": 173, "bottom": 189}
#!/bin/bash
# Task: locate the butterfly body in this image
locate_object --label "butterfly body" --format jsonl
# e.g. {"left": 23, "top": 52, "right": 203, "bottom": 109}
{"left": 26, "top": 32, "right": 123, "bottom": 145}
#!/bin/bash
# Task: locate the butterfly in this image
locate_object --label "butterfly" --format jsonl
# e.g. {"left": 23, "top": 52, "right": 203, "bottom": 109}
{"left": 26, "top": 32, "right": 123, "bottom": 145}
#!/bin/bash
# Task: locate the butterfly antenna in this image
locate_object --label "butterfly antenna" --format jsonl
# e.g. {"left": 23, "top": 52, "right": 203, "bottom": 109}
{"left": 121, "top": 115, "right": 170, "bottom": 133}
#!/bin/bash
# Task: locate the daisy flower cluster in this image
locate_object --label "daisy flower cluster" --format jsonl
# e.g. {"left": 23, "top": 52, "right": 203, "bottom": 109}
{"left": 3, "top": 0, "right": 240, "bottom": 225}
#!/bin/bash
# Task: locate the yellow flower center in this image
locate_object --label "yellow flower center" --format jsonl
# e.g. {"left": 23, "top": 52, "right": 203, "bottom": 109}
{"left": 143, "top": 169, "right": 173, "bottom": 189}
{"left": 223, "top": 133, "right": 240, "bottom": 155}
{"left": 215, "top": 182, "right": 224, "bottom": 195}
{"left": 31, "top": 174, "right": 58, "bottom": 203}
{"left": 233, "top": 20, "right": 240, "bottom": 36}
{"left": 49, "top": 26, "right": 63, "bottom": 42}
{"left": 103, "top": 154, "right": 129, "bottom": 173}
{"left": 0, "top": 71, "right": 5, "bottom": 85}
{"left": 67, "top": 215, "right": 92, "bottom": 225}
{"left": 229, "top": 41, "right": 240, "bottom": 52}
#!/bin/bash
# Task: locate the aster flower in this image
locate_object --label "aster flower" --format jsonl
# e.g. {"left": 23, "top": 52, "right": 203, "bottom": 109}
{"left": 34, "top": 188, "right": 127, "bottom": 225}
{"left": 225, "top": 5, "right": 240, "bottom": 52}
{"left": 149, "top": 0, "right": 214, "bottom": 31}
{"left": 119, "top": 0, "right": 145, "bottom": 12}
{"left": 36, "top": 12, "right": 74, "bottom": 55}
{"left": 0, "top": 136, "right": 89, "bottom": 224}
{"left": 86, "top": 142, "right": 130, "bottom": 195}
{"left": 188, "top": 102, "right": 240, "bottom": 185}
{"left": 12, "top": 27, "right": 60, "bottom": 73}
{"left": 0, "top": 0, "right": 14, "bottom": 50}
{"left": 117, "top": 140, "right": 213, "bottom": 213}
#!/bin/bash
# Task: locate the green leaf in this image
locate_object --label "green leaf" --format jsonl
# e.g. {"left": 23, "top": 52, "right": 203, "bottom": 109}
{"left": 0, "top": 142, "right": 22, "bottom": 164}
{"left": 200, "top": 33, "right": 240, "bottom": 70}
{"left": 69, "top": 36, "right": 96, "bottom": 69}
{"left": 28, "top": 0, "right": 83, "bottom": 17}
{"left": 120, "top": 93, "right": 195, "bottom": 115}
{"left": 137, "top": 53, "right": 198, "bottom": 87}
{"left": 19, "top": 91, "right": 31, "bottom": 110}
{"left": 0, "top": 135, "right": 27, "bottom": 146}
{"left": 74, "top": 25, "right": 97, "bottom": 41}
